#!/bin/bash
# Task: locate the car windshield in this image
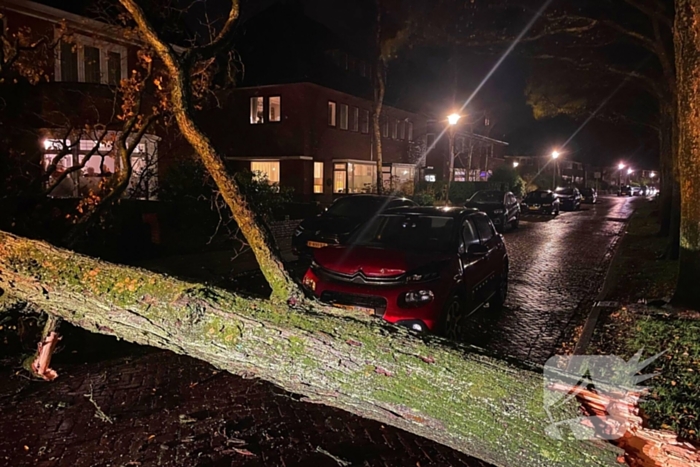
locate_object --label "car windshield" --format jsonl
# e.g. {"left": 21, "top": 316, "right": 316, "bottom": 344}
{"left": 469, "top": 191, "right": 503, "bottom": 203}
{"left": 325, "top": 197, "right": 389, "bottom": 218}
{"left": 349, "top": 214, "right": 455, "bottom": 252}
{"left": 555, "top": 188, "right": 574, "bottom": 196}
{"left": 581, "top": 188, "right": 593, "bottom": 195}
{"left": 526, "top": 192, "right": 553, "bottom": 201}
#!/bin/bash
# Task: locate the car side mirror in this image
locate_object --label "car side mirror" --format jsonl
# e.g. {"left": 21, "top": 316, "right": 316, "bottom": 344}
{"left": 467, "top": 244, "right": 489, "bottom": 257}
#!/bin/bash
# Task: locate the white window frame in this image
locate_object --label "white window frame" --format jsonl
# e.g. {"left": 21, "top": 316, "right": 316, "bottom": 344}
{"left": 54, "top": 31, "right": 128, "bottom": 85}
{"left": 328, "top": 101, "right": 337, "bottom": 127}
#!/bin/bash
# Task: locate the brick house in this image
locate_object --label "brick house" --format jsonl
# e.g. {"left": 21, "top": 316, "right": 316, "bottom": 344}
{"left": 0, "top": 0, "right": 163, "bottom": 199}
{"left": 206, "top": 82, "right": 426, "bottom": 203}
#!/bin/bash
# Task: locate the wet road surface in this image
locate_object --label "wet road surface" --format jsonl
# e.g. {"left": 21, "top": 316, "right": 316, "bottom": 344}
{"left": 456, "top": 195, "right": 637, "bottom": 364}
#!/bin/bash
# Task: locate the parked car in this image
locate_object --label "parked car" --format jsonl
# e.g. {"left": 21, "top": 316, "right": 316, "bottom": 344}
{"left": 630, "top": 186, "right": 643, "bottom": 196}
{"left": 464, "top": 190, "right": 521, "bottom": 233}
{"left": 555, "top": 187, "right": 582, "bottom": 211}
{"left": 301, "top": 206, "right": 509, "bottom": 337}
{"left": 291, "top": 195, "right": 416, "bottom": 257}
{"left": 618, "top": 185, "right": 632, "bottom": 196}
{"left": 581, "top": 187, "right": 598, "bottom": 204}
{"left": 521, "top": 190, "right": 560, "bottom": 215}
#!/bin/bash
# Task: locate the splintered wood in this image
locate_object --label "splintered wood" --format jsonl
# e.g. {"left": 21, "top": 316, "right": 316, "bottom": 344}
{"left": 548, "top": 382, "right": 700, "bottom": 466}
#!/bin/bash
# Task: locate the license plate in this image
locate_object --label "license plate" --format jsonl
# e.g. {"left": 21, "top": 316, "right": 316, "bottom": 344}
{"left": 307, "top": 241, "right": 329, "bottom": 249}
{"left": 529, "top": 206, "right": 539, "bottom": 210}
{"left": 333, "top": 304, "right": 375, "bottom": 315}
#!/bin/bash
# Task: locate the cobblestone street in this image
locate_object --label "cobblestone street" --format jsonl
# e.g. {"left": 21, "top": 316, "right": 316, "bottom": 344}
{"left": 457, "top": 195, "right": 638, "bottom": 363}
{"left": 0, "top": 196, "right": 640, "bottom": 467}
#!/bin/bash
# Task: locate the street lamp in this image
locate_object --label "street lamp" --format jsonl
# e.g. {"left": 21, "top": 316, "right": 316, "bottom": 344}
{"left": 513, "top": 161, "right": 520, "bottom": 168}
{"left": 627, "top": 168, "right": 633, "bottom": 185}
{"left": 617, "top": 163, "right": 625, "bottom": 186}
{"left": 551, "top": 150, "right": 560, "bottom": 189}
{"left": 445, "top": 113, "right": 462, "bottom": 204}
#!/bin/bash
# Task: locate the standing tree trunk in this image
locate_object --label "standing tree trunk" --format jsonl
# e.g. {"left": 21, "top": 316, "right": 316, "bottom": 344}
{"left": 119, "top": 0, "right": 297, "bottom": 303}
{"left": 658, "top": 112, "right": 674, "bottom": 238}
{"left": 373, "top": 0, "right": 387, "bottom": 196}
{"left": 0, "top": 230, "right": 622, "bottom": 467}
{"left": 673, "top": 0, "right": 700, "bottom": 306}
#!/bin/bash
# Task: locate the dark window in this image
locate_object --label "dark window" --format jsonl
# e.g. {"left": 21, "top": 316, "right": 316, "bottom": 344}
{"left": 399, "top": 121, "right": 405, "bottom": 140}
{"left": 107, "top": 51, "right": 121, "bottom": 86}
{"left": 328, "top": 101, "right": 337, "bottom": 126}
{"left": 350, "top": 214, "right": 455, "bottom": 253}
{"left": 361, "top": 110, "right": 370, "bottom": 134}
{"left": 60, "top": 41, "right": 78, "bottom": 82}
{"left": 407, "top": 121, "right": 414, "bottom": 141}
{"left": 426, "top": 133, "right": 435, "bottom": 148}
{"left": 339, "top": 104, "right": 349, "bottom": 130}
{"left": 474, "top": 215, "right": 494, "bottom": 242}
{"left": 382, "top": 118, "right": 389, "bottom": 138}
{"left": 351, "top": 106, "right": 359, "bottom": 132}
{"left": 84, "top": 46, "right": 101, "bottom": 83}
{"left": 392, "top": 120, "right": 398, "bottom": 139}
{"left": 462, "top": 219, "right": 480, "bottom": 247}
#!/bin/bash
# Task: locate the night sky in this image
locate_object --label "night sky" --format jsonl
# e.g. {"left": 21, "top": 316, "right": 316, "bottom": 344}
{"left": 41, "top": 0, "right": 660, "bottom": 169}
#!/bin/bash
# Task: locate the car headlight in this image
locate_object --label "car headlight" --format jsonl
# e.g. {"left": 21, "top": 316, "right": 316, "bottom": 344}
{"left": 493, "top": 209, "right": 505, "bottom": 214}
{"left": 401, "top": 290, "right": 434, "bottom": 306}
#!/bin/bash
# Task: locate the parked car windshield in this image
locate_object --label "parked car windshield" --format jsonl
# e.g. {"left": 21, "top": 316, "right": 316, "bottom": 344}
{"left": 581, "top": 188, "right": 594, "bottom": 195}
{"left": 350, "top": 214, "right": 455, "bottom": 252}
{"left": 469, "top": 191, "right": 503, "bottom": 203}
{"left": 555, "top": 188, "right": 575, "bottom": 196}
{"left": 325, "top": 197, "right": 389, "bottom": 218}
{"left": 525, "top": 191, "right": 554, "bottom": 201}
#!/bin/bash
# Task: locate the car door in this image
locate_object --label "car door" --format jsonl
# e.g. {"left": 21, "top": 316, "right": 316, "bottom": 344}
{"left": 505, "top": 193, "right": 518, "bottom": 222}
{"left": 472, "top": 213, "right": 504, "bottom": 301}
{"left": 459, "top": 216, "right": 492, "bottom": 308}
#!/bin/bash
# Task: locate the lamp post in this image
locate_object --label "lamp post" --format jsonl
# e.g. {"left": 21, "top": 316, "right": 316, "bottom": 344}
{"left": 618, "top": 163, "right": 625, "bottom": 187}
{"left": 551, "top": 151, "right": 560, "bottom": 189}
{"left": 627, "top": 168, "right": 633, "bottom": 185}
{"left": 445, "top": 113, "right": 461, "bottom": 204}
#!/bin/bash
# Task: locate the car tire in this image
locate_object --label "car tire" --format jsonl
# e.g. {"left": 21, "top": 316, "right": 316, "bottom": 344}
{"left": 438, "top": 295, "right": 463, "bottom": 339}
{"left": 489, "top": 264, "right": 509, "bottom": 310}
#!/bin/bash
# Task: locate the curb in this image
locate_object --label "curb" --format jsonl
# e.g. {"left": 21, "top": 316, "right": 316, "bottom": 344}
{"left": 571, "top": 208, "right": 633, "bottom": 356}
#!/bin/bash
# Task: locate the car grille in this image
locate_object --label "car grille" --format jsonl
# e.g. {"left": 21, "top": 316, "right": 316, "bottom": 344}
{"left": 320, "top": 291, "right": 387, "bottom": 317}
{"left": 314, "top": 265, "right": 405, "bottom": 286}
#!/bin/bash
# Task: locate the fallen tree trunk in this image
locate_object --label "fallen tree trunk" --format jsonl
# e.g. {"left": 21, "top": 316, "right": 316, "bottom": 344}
{"left": 0, "top": 230, "right": 621, "bottom": 467}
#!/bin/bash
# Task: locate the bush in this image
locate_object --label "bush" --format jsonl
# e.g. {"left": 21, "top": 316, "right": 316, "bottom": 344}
{"left": 489, "top": 166, "right": 527, "bottom": 198}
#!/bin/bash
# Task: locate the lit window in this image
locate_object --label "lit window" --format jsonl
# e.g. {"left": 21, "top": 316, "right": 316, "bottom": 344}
{"left": 314, "top": 162, "right": 324, "bottom": 194}
{"left": 361, "top": 110, "right": 370, "bottom": 134}
{"left": 250, "top": 97, "right": 264, "bottom": 124}
{"left": 425, "top": 174, "right": 436, "bottom": 182}
{"left": 455, "top": 168, "right": 466, "bottom": 182}
{"left": 333, "top": 163, "right": 347, "bottom": 193}
{"left": 392, "top": 120, "right": 398, "bottom": 139}
{"left": 347, "top": 162, "right": 376, "bottom": 193}
{"left": 84, "top": 46, "right": 101, "bottom": 83}
{"left": 328, "top": 101, "right": 337, "bottom": 126}
{"left": 399, "top": 121, "right": 405, "bottom": 140}
{"left": 251, "top": 161, "right": 280, "bottom": 184}
{"left": 339, "top": 104, "right": 349, "bottom": 130}
{"left": 269, "top": 96, "right": 281, "bottom": 122}
{"left": 351, "top": 107, "right": 359, "bottom": 132}
{"left": 407, "top": 121, "right": 413, "bottom": 141}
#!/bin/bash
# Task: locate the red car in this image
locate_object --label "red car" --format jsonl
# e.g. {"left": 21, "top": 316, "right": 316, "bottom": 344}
{"left": 301, "top": 207, "right": 509, "bottom": 337}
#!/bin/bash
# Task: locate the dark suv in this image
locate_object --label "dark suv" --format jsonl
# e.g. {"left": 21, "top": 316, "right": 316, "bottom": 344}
{"left": 291, "top": 195, "right": 416, "bottom": 257}
{"left": 302, "top": 207, "right": 509, "bottom": 337}
{"left": 464, "top": 190, "right": 521, "bottom": 233}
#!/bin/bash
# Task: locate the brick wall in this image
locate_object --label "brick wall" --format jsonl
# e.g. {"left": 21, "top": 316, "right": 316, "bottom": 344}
{"left": 270, "top": 218, "right": 302, "bottom": 254}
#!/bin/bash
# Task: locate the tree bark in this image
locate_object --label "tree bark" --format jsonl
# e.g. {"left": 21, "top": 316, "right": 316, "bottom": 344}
{"left": 0, "top": 230, "right": 621, "bottom": 467}
{"left": 673, "top": 0, "right": 700, "bottom": 306}
{"left": 373, "top": 0, "right": 387, "bottom": 197}
{"left": 119, "top": 0, "right": 297, "bottom": 303}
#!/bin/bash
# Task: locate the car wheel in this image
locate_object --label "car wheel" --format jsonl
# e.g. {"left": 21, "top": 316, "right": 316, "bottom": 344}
{"left": 489, "top": 264, "right": 509, "bottom": 310}
{"left": 439, "top": 295, "right": 463, "bottom": 339}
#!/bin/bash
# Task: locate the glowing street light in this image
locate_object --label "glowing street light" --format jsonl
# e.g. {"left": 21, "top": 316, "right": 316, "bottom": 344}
{"left": 551, "top": 151, "right": 560, "bottom": 188}
{"left": 445, "top": 113, "right": 463, "bottom": 204}
{"left": 618, "top": 163, "right": 625, "bottom": 170}
{"left": 627, "top": 168, "right": 633, "bottom": 175}
{"left": 447, "top": 113, "right": 461, "bottom": 126}
{"left": 513, "top": 161, "right": 520, "bottom": 168}
{"left": 650, "top": 171, "right": 656, "bottom": 178}
{"left": 551, "top": 151, "right": 560, "bottom": 159}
